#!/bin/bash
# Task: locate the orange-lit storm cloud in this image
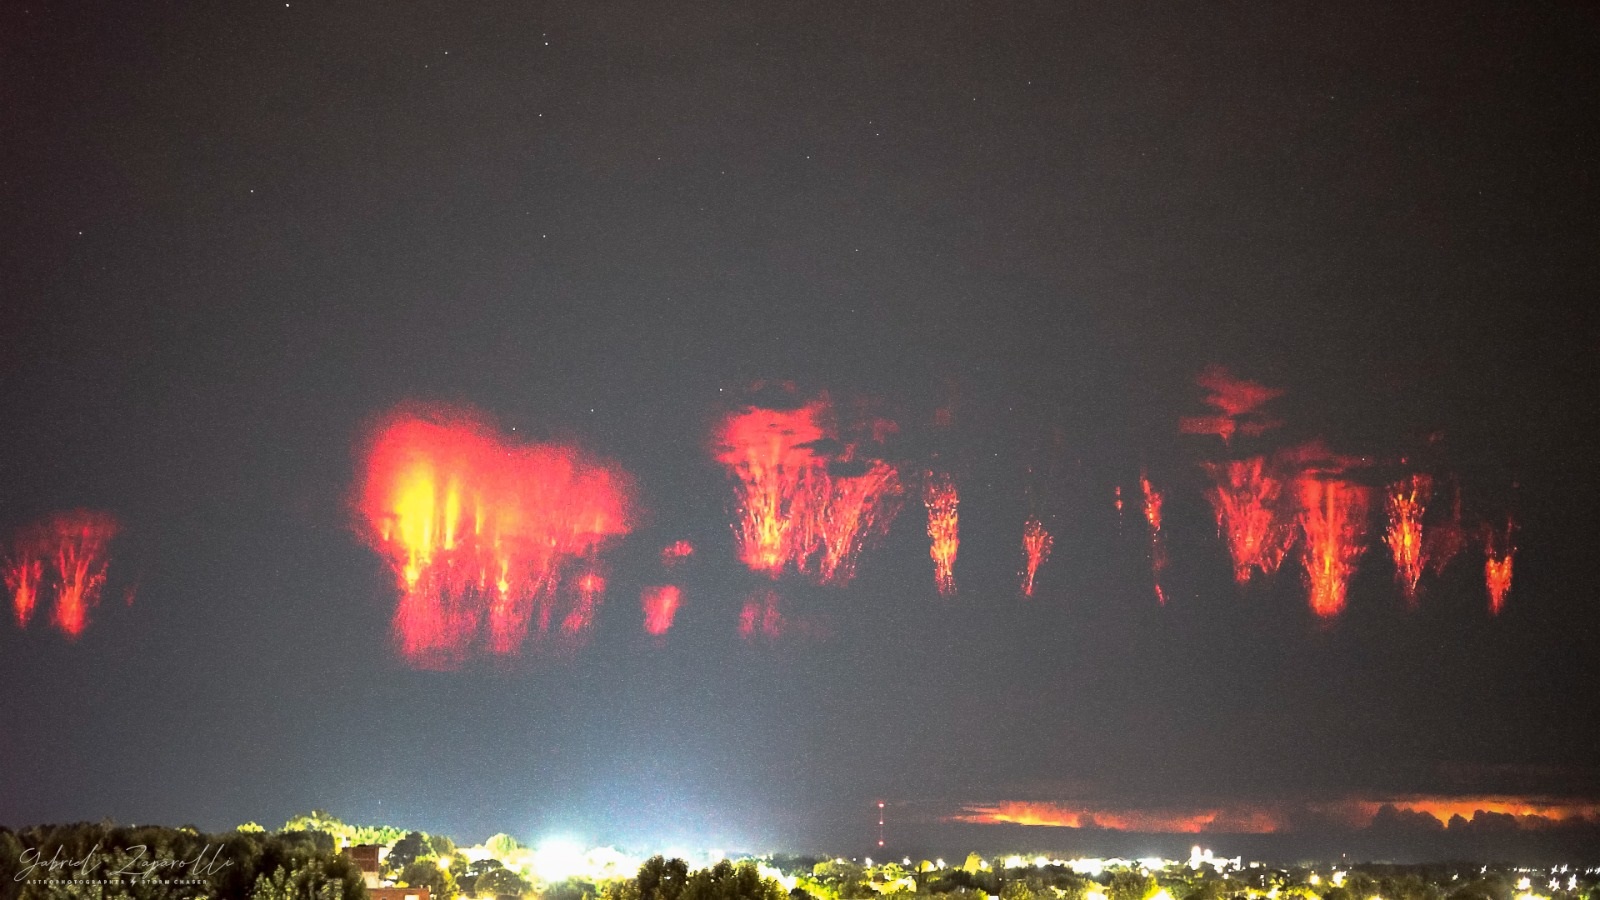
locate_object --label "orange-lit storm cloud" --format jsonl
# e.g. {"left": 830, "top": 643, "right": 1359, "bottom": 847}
{"left": 954, "top": 795, "right": 1600, "bottom": 834}
{"left": 1315, "top": 796, "right": 1600, "bottom": 829}
{"left": 952, "top": 801, "right": 1283, "bottom": 834}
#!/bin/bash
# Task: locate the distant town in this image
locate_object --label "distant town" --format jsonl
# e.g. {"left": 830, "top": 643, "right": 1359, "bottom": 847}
{"left": 4, "top": 813, "right": 1598, "bottom": 900}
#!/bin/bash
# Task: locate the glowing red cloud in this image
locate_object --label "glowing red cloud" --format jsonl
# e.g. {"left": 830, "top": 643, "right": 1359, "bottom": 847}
{"left": 1203, "top": 457, "right": 1296, "bottom": 584}
{"left": 49, "top": 512, "right": 122, "bottom": 638}
{"left": 354, "top": 405, "right": 635, "bottom": 669}
{"left": 1296, "top": 476, "right": 1371, "bottom": 618}
{"left": 1140, "top": 470, "right": 1168, "bottom": 604}
{"left": 1485, "top": 519, "right": 1515, "bottom": 616}
{"left": 739, "top": 589, "right": 786, "bottom": 641}
{"left": 660, "top": 540, "right": 694, "bottom": 567}
{"left": 811, "top": 459, "right": 904, "bottom": 585}
{"left": 1181, "top": 366, "right": 1285, "bottom": 443}
{"left": 5, "top": 511, "right": 121, "bottom": 639}
{"left": 5, "top": 550, "right": 43, "bottom": 628}
{"left": 560, "top": 570, "right": 607, "bottom": 640}
{"left": 641, "top": 585, "right": 681, "bottom": 637}
{"left": 736, "top": 589, "right": 831, "bottom": 642}
{"left": 1384, "top": 474, "right": 1431, "bottom": 604}
{"left": 711, "top": 394, "right": 902, "bottom": 585}
{"left": 924, "top": 471, "right": 960, "bottom": 596}
{"left": 1019, "top": 515, "right": 1052, "bottom": 598}
{"left": 713, "top": 401, "right": 828, "bottom": 577}
{"left": 1195, "top": 365, "right": 1284, "bottom": 417}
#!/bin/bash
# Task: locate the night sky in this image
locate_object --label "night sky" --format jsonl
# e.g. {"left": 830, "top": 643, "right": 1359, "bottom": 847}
{"left": 3, "top": 1, "right": 1598, "bottom": 862}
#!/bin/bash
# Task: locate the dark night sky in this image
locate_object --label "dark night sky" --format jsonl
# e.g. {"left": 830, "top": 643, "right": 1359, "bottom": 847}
{"left": 2, "top": 1, "right": 1598, "bottom": 861}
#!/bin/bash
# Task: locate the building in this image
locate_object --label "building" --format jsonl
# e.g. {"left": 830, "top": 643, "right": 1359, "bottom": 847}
{"left": 344, "top": 843, "right": 431, "bottom": 900}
